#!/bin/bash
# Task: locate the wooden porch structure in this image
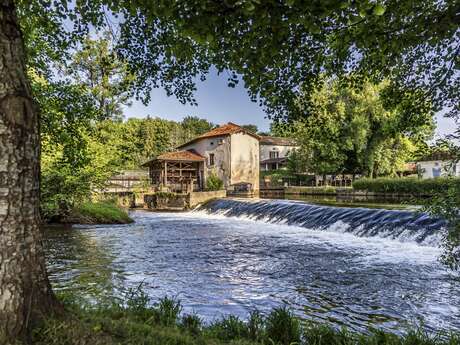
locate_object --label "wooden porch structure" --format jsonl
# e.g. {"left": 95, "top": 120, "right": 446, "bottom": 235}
{"left": 142, "top": 150, "right": 205, "bottom": 193}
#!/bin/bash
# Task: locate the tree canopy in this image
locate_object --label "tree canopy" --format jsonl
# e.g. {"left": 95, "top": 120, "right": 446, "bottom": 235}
{"left": 116, "top": 0, "right": 459, "bottom": 120}
{"left": 287, "top": 78, "right": 435, "bottom": 177}
{"left": 16, "top": 0, "right": 459, "bottom": 121}
{"left": 68, "top": 34, "right": 135, "bottom": 121}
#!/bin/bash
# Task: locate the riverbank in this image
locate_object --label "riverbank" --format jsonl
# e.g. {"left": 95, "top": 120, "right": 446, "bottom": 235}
{"left": 48, "top": 201, "right": 134, "bottom": 225}
{"left": 27, "top": 293, "right": 459, "bottom": 345}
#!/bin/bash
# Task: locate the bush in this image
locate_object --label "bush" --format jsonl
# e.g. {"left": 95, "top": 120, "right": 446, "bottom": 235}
{"left": 352, "top": 177, "right": 460, "bottom": 195}
{"left": 206, "top": 173, "right": 224, "bottom": 191}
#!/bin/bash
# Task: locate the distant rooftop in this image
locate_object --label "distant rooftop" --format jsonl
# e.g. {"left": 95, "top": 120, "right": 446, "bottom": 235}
{"left": 260, "top": 136, "right": 297, "bottom": 146}
{"left": 177, "top": 122, "right": 260, "bottom": 148}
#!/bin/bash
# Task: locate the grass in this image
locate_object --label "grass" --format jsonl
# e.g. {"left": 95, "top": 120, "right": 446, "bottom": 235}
{"left": 26, "top": 290, "right": 460, "bottom": 345}
{"left": 73, "top": 201, "right": 133, "bottom": 224}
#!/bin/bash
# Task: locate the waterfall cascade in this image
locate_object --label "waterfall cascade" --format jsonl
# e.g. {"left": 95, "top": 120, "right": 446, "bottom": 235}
{"left": 194, "top": 199, "right": 445, "bottom": 246}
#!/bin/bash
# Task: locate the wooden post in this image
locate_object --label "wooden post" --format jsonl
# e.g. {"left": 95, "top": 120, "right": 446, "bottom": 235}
{"left": 164, "top": 161, "right": 168, "bottom": 186}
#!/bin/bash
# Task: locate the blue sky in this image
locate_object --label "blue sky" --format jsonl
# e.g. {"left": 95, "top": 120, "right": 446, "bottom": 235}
{"left": 124, "top": 69, "right": 457, "bottom": 139}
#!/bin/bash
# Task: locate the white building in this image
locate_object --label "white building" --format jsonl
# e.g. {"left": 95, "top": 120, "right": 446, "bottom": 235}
{"left": 416, "top": 151, "right": 459, "bottom": 178}
{"left": 259, "top": 136, "right": 298, "bottom": 171}
{"left": 143, "top": 123, "right": 260, "bottom": 193}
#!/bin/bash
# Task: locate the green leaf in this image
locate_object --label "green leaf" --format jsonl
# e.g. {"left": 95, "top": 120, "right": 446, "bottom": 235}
{"left": 373, "top": 4, "right": 386, "bottom": 16}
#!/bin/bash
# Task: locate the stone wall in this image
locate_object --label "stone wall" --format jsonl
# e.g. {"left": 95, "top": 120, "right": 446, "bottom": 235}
{"left": 144, "top": 193, "right": 188, "bottom": 210}
{"left": 144, "top": 190, "right": 227, "bottom": 210}
{"left": 188, "top": 190, "right": 227, "bottom": 208}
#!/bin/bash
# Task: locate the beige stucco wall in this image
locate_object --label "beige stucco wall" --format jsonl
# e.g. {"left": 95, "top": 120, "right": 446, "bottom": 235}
{"left": 260, "top": 144, "right": 297, "bottom": 161}
{"left": 180, "top": 136, "right": 231, "bottom": 188}
{"left": 230, "top": 132, "right": 260, "bottom": 191}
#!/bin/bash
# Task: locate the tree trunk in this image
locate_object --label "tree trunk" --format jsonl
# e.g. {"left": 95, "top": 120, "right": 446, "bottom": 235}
{"left": 0, "top": 1, "right": 59, "bottom": 341}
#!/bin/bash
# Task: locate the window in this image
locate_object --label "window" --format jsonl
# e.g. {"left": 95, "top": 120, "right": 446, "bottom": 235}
{"left": 209, "top": 153, "right": 215, "bottom": 166}
{"left": 269, "top": 151, "right": 279, "bottom": 159}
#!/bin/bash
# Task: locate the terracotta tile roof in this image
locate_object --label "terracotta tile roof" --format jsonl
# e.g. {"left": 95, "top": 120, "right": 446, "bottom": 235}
{"left": 177, "top": 122, "right": 260, "bottom": 148}
{"left": 142, "top": 150, "right": 205, "bottom": 166}
{"left": 259, "top": 136, "right": 297, "bottom": 146}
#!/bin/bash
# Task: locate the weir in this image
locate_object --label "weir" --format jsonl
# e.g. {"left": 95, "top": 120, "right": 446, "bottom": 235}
{"left": 194, "top": 199, "right": 446, "bottom": 246}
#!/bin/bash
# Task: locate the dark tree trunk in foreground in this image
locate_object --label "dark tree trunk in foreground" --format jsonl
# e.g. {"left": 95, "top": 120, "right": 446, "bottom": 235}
{"left": 0, "top": 0, "right": 58, "bottom": 341}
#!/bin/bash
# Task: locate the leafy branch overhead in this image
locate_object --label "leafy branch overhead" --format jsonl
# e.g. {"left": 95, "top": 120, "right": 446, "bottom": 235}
{"left": 117, "top": 0, "right": 460, "bottom": 119}
{"left": 17, "top": 0, "right": 459, "bottom": 120}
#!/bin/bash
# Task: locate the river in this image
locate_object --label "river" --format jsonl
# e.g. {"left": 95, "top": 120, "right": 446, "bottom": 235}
{"left": 44, "top": 198, "right": 460, "bottom": 334}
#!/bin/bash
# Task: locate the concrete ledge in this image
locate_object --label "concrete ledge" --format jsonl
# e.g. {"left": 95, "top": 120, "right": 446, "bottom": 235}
{"left": 189, "top": 190, "right": 227, "bottom": 208}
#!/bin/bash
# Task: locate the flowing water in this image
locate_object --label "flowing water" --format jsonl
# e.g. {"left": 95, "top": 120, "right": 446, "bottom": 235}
{"left": 44, "top": 198, "right": 460, "bottom": 334}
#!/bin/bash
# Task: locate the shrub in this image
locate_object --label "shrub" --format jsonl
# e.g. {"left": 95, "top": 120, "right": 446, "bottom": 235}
{"left": 206, "top": 173, "right": 224, "bottom": 191}
{"left": 352, "top": 177, "right": 460, "bottom": 195}
{"left": 265, "top": 306, "right": 301, "bottom": 345}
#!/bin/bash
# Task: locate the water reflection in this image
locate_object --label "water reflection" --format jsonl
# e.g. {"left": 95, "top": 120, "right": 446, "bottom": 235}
{"left": 44, "top": 225, "right": 126, "bottom": 299}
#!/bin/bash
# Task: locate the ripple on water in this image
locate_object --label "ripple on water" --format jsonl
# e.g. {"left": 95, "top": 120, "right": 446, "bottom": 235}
{"left": 44, "top": 207, "right": 459, "bottom": 334}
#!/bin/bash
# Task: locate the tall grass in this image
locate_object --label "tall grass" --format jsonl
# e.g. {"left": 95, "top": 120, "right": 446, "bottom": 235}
{"left": 74, "top": 201, "right": 133, "bottom": 224}
{"left": 28, "top": 291, "right": 460, "bottom": 345}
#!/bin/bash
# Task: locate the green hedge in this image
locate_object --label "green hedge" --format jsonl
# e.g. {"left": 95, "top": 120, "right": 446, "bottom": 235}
{"left": 352, "top": 177, "right": 460, "bottom": 195}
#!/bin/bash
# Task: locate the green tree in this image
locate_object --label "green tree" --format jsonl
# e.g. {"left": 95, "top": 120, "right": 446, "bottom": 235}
{"left": 293, "top": 78, "right": 434, "bottom": 177}
{"left": 181, "top": 116, "right": 215, "bottom": 139}
{"left": 30, "top": 69, "right": 119, "bottom": 221}
{"left": 241, "top": 124, "right": 258, "bottom": 134}
{"left": 68, "top": 34, "right": 135, "bottom": 121}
